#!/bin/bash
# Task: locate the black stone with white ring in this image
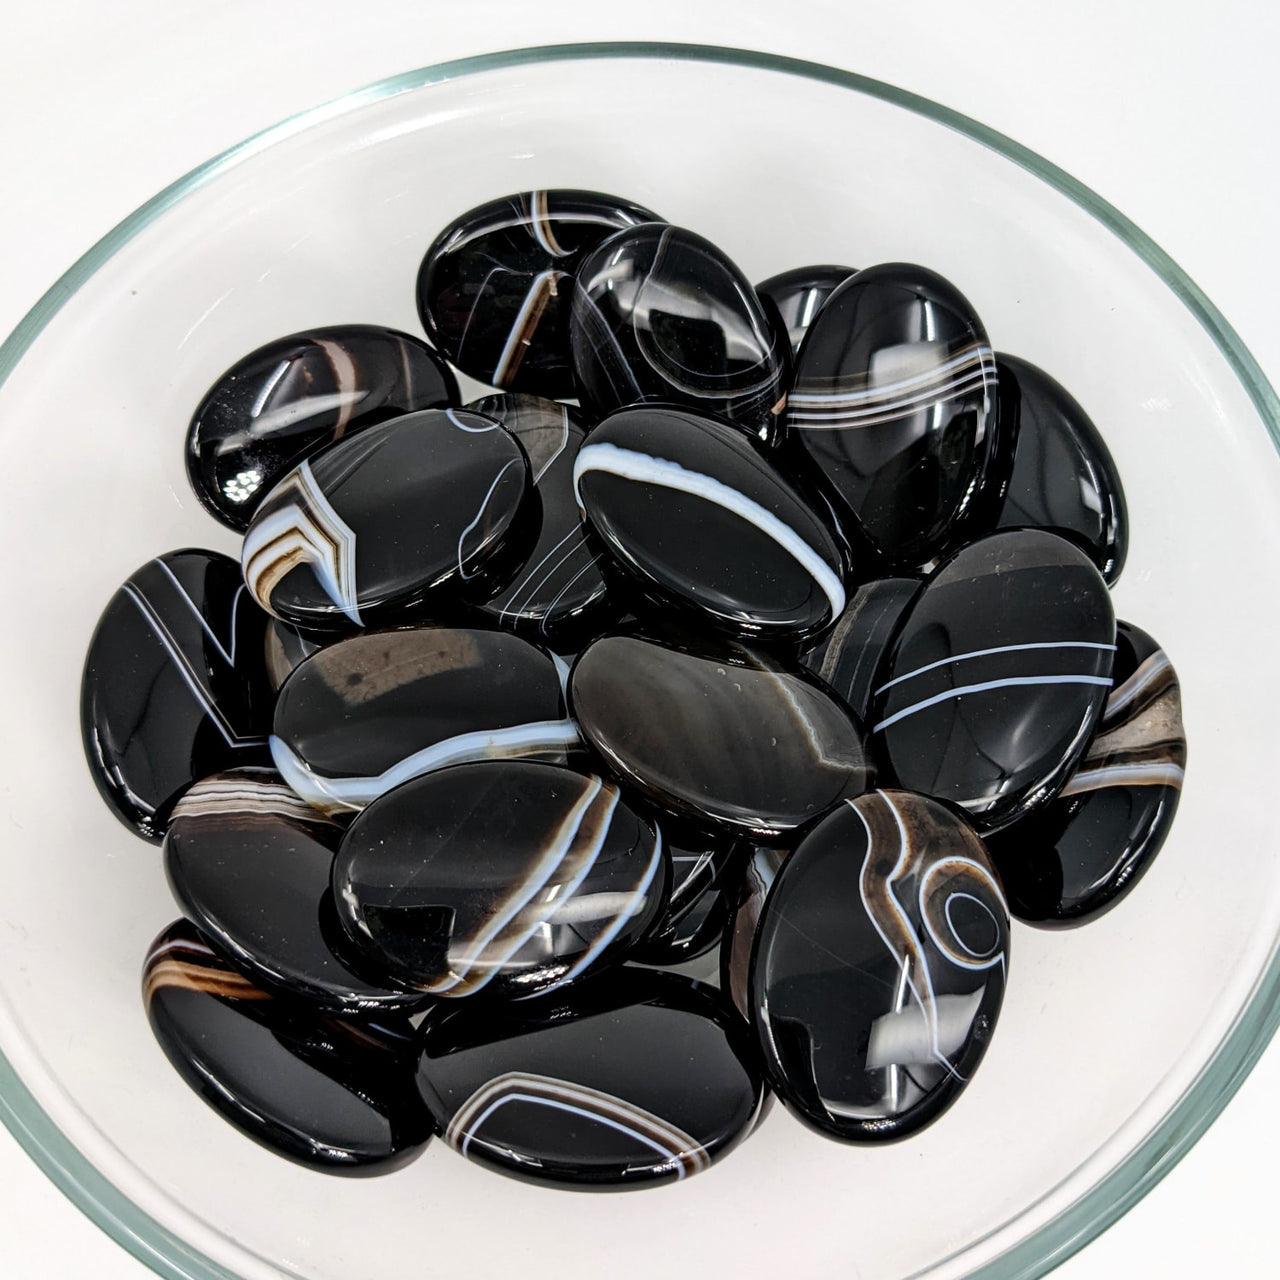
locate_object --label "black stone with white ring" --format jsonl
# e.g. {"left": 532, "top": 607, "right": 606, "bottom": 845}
{"left": 240, "top": 408, "right": 532, "bottom": 633}
{"left": 574, "top": 406, "right": 848, "bottom": 640}
{"left": 871, "top": 529, "right": 1115, "bottom": 834}
{"left": 748, "top": 789, "right": 1009, "bottom": 1142}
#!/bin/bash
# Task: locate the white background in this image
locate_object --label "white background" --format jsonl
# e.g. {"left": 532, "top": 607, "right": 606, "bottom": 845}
{"left": 0, "top": 1, "right": 1276, "bottom": 1275}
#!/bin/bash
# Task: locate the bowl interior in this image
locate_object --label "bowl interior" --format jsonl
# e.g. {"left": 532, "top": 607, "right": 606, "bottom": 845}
{"left": 2, "top": 49, "right": 1279, "bottom": 1280}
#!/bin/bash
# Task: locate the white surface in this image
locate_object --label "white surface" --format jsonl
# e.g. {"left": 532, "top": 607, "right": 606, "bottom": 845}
{"left": 0, "top": 2, "right": 1275, "bottom": 1277}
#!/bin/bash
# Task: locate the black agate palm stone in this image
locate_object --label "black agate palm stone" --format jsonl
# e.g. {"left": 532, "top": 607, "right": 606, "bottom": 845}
{"left": 467, "top": 394, "right": 615, "bottom": 643}
{"left": 241, "top": 408, "right": 531, "bottom": 632}
{"left": 786, "top": 263, "right": 1007, "bottom": 569}
{"left": 575, "top": 406, "right": 848, "bottom": 639}
{"left": 570, "top": 224, "right": 791, "bottom": 442}
{"left": 749, "top": 790, "right": 1009, "bottom": 1142}
{"left": 81, "top": 549, "right": 274, "bottom": 841}
{"left": 332, "top": 761, "right": 668, "bottom": 999}
{"left": 186, "top": 325, "right": 457, "bottom": 532}
{"left": 417, "top": 190, "right": 660, "bottom": 397}
{"left": 163, "top": 769, "right": 426, "bottom": 1013}
{"left": 271, "top": 627, "right": 577, "bottom": 816}
{"left": 570, "top": 632, "right": 872, "bottom": 837}
{"left": 144, "top": 920, "right": 432, "bottom": 1173}
{"left": 756, "top": 264, "right": 857, "bottom": 354}
{"left": 995, "top": 354, "right": 1129, "bottom": 585}
{"left": 872, "top": 529, "right": 1115, "bottom": 834}
{"left": 986, "top": 621, "right": 1185, "bottom": 925}
{"left": 416, "top": 969, "right": 765, "bottom": 1189}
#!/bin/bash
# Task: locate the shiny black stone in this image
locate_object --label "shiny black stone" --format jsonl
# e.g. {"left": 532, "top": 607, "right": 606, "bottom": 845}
{"left": 986, "top": 621, "right": 1184, "bottom": 925}
{"left": 872, "top": 530, "right": 1115, "bottom": 833}
{"left": 571, "top": 224, "right": 790, "bottom": 443}
{"left": 417, "top": 190, "right": 660, "bottom": 397}
{"left": 163, "top": 769, "right": 428, "bottom": 1012}
{"left": 81, "top": 549, "right": 274, "bottom": 841}
{"left": 416, "top": 968, "right": 765, "bottom": 1189}
{"left": 799, "top": 576, "right": 922, "bottom": 726}
{"left": 263, "top": 618, "right": 325, "bottom": 691}
{"left": 576, "top": 407, "right": 848, "bottom": 640}
{"left": 143, "top": 920, "right": 432, "bottom": 1173}
{"left": 332, "top": 761, "right": 668, "bottom": 999}
{"left": 467, "top": 394, "right": 615, "bottom": 643}
{"left": 756, "top": 264, "right": 857, "bottom": 354}
{"left": 241, "top": 408, "right": 532, "bottom": 633}
{"left": 570, "top": 631, "right": 871, "bottom": 838}
{"left": 632, "top": 827, "right": 746, "bottom": 966}
{"left": 186, "top": 326, "right": 457, "bottom": 532}
{"left": 271, "top": 626, "right": 575, "bottom": 817}
{"left": 749, "top": 790, "right": 1009, "bottom": 1142}
{"left": 995, "top": 354, "right": 1129, "bottom": 585}
{"left": 721, "top": 845, "right": 787, "bottom": 1020}
{"left": 786, "top": 263, "right": 1008, "bottom": 569}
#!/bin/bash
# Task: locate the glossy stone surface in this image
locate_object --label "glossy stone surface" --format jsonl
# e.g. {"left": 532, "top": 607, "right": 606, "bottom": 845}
{"left": 570, "top": 224, "right": 790, "bottom": 442}
{"left": 263, "top": 619, "right": 325, "bottom": 691}
{"left": 721, "top": 845, "right": 787, "bottom": 1019}
{"left": 417, "top": 969, "right": 764, "bottom": 1189}
{"left": 186, "top": 326, "right": 457, "bottom": 532}
{"left": 995, "top": 354, "right": 1129, "bottom": 585}
{"left": 570, "top": 632, "right": 871, "bottom": 837}
{"left": 799, "top": 577, "right": 922, "bottom": 726}
{"left": 872, "top": 530, "right": 1115, "bottom": 833}
{"left": 468, "top": 394, "right": 614, "bottom": 643}
{"left": 632, "top": 828, "right": 746, "bottom": 966}
{"left": 417, "top": 190, "right": 659, "bottom": 397}
{"left": 144, "top": 920, "right": 432, "bottom": 1172}
{"left": 333, "top": 761, "right": 668, "bottom": 999}
{"left": 750, "top": 790, "right": 1009, "bottom": 1142}
{"left": 986, "top": 622, "right": 1184, "bottom": 925}
{"left": 756, "top": 264, "right": 857, "bottom": 353}
{"left": 82, "top": 550, "right": 274, "bottom": 841}
{"left": 164, "top": 769, "right": 427, "bottom": 1012}
{"left": 271, "top": 627, "right": 577, "bottom": 816}
{"left": 786, "top": 263, "right": 1006, "bottom": 568}
{"left": 241, "top": 408, "right": 531, "bottom": 632}
{"left": 575, "top": 407, "right": 848, "bottom": 639}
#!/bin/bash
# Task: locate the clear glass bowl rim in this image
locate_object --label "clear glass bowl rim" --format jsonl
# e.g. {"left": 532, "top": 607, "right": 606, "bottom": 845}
{"left": 1, "top": 40, "right": 1276, "bottom": 1280}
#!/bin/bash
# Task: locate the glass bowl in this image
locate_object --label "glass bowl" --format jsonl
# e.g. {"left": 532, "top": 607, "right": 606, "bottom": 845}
{"left": 1, "top": 41, "right": 1278, "bottom": 1280}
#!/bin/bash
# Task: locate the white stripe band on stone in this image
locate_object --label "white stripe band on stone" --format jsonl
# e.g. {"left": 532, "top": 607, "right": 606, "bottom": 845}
{"left": 788, "top": 346, "right": 995, "bottom": 408}
{"left": 875, "top": 640, "right": 1117, "bottom": 695}
{"left": 787, "top": 368, "right": 992, "bottom": 430}
{"left": 1059, "top": 760, "right": 1186, "bottom": 797}
{"left": 269, "top": 718, "right": 582, "bottom": 815}
{"left": 573, "top": 441, "right": 846, "bottom": 619}
{"left": 873, "top": 675, "right": 1114, "bottom": 733}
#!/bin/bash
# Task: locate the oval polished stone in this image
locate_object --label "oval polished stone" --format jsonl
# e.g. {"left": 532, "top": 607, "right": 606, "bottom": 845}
{"left": 333, "top": 761, "right": 668, "bottom": 999}
{"left": 756, "top": 264, "right": 857, "bottom": 354}
{"left": 570, "top": 632, "right": 872, "bottom": 837}
{"left": 798, "top": 576, "right": 922, "bottom": 726}
{"left": 631, "top": 827, "right": 746, "bottom": 966}
{"left": 164, "top": 769, "right": 428, "bottom": 1012}
{"left": 241, "top": 408, "right": 532, "bottom": 632}
{"left": 144, "top": 920, "right": 432, "bottom": 1173}
{"left": 986, "top": 621, "right": 1185, "bottom": 926}
{"left": 574, "top": 407, "right": 848, "bottom": 639}
{"left": 416, "top": 969, "right": 765, "bottom": 1189}
{"left": 417, "top": 190, "right": 660, "bottom": 397}
{"left": 82, "top": 550, "right": 274, "bottom": 841}
{"left": 186, "top": 326, "right": 457, "bottom": 532}
{"left": 995, "top": 354, "right": 1129, "bottom": 585}
{"left": 721, "top": 844, "right": 787, "bottom": 1020}
{"left": 872, "top": 530, "right": 1115, "bottom": 833}
{"left": 271, "top": 627, "right": 578, "bottom": 816}
{"left": 750, "top": 790, "right": 1009, "bottom": 1142}
{"left": 570, "top": 224, "right": 790, "bottom": 443}
{"left": 467, "top": 394, "right": 615, "bottom": 643}
{"left": 786, "top": 263, "right": 1006, "bottom": 568}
